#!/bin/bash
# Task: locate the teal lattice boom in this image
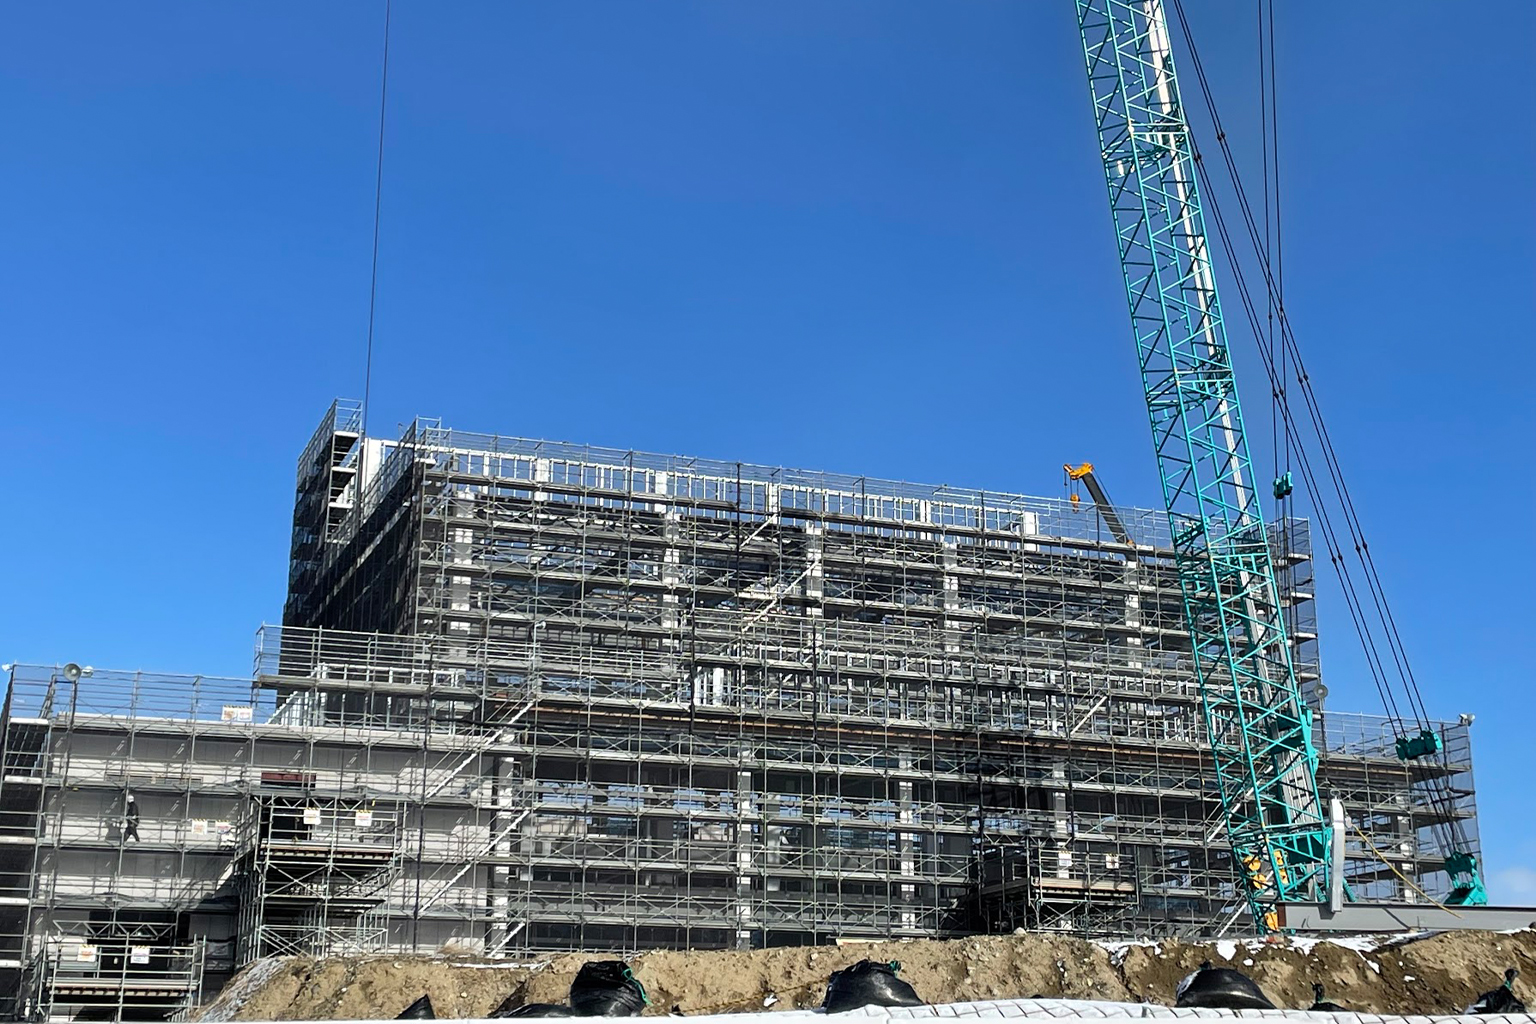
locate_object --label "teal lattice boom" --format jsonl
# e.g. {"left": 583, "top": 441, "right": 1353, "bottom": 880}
{"left": 1075, "top": 0, "right": 1331, "bottom": 928}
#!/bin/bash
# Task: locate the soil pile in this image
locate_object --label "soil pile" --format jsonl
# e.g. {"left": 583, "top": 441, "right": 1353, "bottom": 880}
{"left": 195, "top": 928, "right": 1536, "bottom": 1021}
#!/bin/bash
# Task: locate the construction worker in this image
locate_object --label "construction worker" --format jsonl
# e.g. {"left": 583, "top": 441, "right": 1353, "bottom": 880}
{"left": 123, "top": 793, "right": 140, "bottom": 844}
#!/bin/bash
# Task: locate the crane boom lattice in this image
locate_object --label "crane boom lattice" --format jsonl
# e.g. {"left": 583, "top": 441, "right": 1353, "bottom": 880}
{"left": 1075, "top": 0, "right": 1331, "bottom": 929}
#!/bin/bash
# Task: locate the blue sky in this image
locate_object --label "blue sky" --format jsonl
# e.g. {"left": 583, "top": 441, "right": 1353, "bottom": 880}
{"left": 3, "top": 2, "right": 1532, "bottom": 902}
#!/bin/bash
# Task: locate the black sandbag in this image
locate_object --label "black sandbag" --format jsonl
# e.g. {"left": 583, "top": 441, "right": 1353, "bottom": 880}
{"left": 396, "top": 995, "right": 436, "bottom": 1020}
{"left": 489, "top": 991, "right": 574, "bottom": 1018}
{"left": 1174, "top": 962, "right": 1275, "bottom": 1010}
{"left": 569, "top": 960, "right": 649, "bottom": 1017}
{"left": 1468, "top": 968, "right": 1526, "bottom": 1015}
{"left": 1309, "top": 983, "right": 1346, "bottom": 1012}
{"left": 823, "top": 959, "right": 924, "bottom": 1013}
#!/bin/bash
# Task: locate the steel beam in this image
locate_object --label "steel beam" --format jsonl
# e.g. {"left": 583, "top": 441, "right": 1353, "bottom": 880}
{"left": 1280, "top": 902, "right": 1536, "bottom": 933}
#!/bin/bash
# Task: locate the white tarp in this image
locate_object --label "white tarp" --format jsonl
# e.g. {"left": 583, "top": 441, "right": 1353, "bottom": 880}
{"left": 229, "top": 996, "right": 1536, "bottom": 1024}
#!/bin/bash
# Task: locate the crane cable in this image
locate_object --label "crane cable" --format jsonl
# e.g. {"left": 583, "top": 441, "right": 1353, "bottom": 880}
{"left": 1165, "top": 0, "right": 1470, "bottom": 861}
{"left": 1168, "top": 0, "right": 1458, "bottom": 835}
{"left": 1258, "top": 0, "right": 1282, "bottom": 517}
{"left": 1165, "top": 0, "right": 1401, "bottom": 728}
{"left": 1351, "top": 822, "right": 1461, "bottom": 917}
{"left": 361, "top": 0, "right": 393, "bottom": 438}
{"left": 1169, "top": 0, "right": 1469, "bottom": 859}
{"left": 1170, "top": 1, "right": 1434, "bottom": 730}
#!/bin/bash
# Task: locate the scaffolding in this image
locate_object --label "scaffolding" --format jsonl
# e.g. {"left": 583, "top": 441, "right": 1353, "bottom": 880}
{"left": 0, "top": 403, "right": 1484, "bottom": 1019}
{"left": 0, "top": 669, "right": 231, "bottom": 1021}
{"left": 0, "top": 640, "right": 1479, "bottom": 980}
{"left": 28, "top": 937, "right": 203, "bottom": 1023}
{"left": 232, "top": 795, "right": 399, "bottom": 960}
{"left": 271, "top": 404, "right": 1478, "bottom": 946}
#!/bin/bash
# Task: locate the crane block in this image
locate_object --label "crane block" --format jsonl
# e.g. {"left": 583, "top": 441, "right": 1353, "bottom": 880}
{"left": 1394, "top": 728, "right": 1443, "bottom": 761}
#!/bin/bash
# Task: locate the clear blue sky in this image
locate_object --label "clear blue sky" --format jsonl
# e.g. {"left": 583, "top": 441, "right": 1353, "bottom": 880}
{"left": 3, "top": 2, "right": 1532, "bottom": 903}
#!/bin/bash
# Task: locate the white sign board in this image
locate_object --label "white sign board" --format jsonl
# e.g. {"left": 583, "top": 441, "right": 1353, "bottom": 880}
{"left": 76, "top": 944, "right": 97, "bottom": 964}
{"left": 355, "top": 810, "right": 373, "bottom": 828}
{"left": 130, "top": 946, "right": 151, "bottom": 965}
{"left": 303, "top": 807, "right": 321, "bottom": 826}
{"left": 221, "top": 705, "right": 253, "bottom": 723}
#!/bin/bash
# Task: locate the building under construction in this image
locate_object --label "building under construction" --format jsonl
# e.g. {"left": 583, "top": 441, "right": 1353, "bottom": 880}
{"left": 0, "top": 400, "right": 1481, "bottom": 1020}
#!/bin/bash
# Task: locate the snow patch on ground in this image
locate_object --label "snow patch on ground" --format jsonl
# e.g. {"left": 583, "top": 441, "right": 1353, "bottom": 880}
{"left": 1092, "top": 934, "right": 1408, "bottom": 969}
{"left": 1274, "top": 933, "right": 1419, "bottom": 959}
{"left": 1097, "top": 939, "right": 1162, "bottom": 967}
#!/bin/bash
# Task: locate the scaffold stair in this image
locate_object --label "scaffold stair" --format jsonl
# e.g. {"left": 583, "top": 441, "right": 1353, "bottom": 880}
{"left": 414, "top": 806, "right": 530, "bottom": 915}
{"left": 487, "top": 919, "right": 526, "bottom": 956}
{"left": 422, "top": 694, "right": 535, "bottom": 802}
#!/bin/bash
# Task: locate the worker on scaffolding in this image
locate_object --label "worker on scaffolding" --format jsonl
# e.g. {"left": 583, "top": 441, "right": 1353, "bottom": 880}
{"left": 123, "top": 792, "right": 140, "bottom": 844}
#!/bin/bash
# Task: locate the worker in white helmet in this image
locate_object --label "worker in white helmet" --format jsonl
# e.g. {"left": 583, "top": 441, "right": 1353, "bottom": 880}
{"left": 123, "top": 793, "right": 140, "bottom": 844}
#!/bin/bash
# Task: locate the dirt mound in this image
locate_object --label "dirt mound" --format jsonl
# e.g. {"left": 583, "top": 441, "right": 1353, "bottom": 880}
{"left": 195, "top": 929, "right": 1536, "bottom": 1021}
{"left": 1114, "top": 930, "right": 1535, "bottom": 1012}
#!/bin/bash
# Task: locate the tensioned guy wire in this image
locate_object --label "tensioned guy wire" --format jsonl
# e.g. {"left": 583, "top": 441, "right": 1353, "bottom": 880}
{"left": 362, "top": 0, "right": 393, "bottom": 438}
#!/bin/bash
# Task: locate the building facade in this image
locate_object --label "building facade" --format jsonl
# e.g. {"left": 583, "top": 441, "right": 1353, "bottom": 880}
{"left": 0, "top": 400, "right": 1481, "bottom": 1020}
